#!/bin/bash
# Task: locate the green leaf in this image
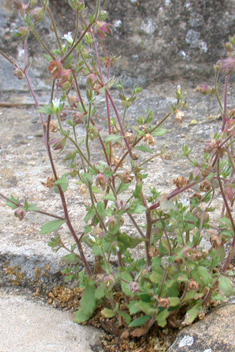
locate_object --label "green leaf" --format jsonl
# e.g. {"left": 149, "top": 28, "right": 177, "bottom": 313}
{"left": 135, "top": 145, "right": 153, "bottom": 153}
{"left": 38, "top": 105, "right": 54, "bottom": 114}
{"left": 129, "top": 315, "right": 152, "bottom": 328}
{"left": 134, "top": 301, "right": 154, "bottom": 315}
{"left": 156, "top": 309, "right": 168, "bottom": 327}
{"left": 151, "top": 128, "right": 167, "bottom": 137}
{"left": 97, "top": 201, "right": 105, "bottom": 216}
{"left": 101, "top": 308, "right": 116, "bottom": 318}
{"left": 80, "top": 172, "right": 93, "bottom": 186}
{"left": 150, "top": 271, "right": 164, "bottom": 283}
{"left": 139, "top": 293, "right": 152, "bottom": 302}
{"left": 128, "top": 301, "right": 142, "bottom": 314}
{"left": 84, "top": 207, "right": 95, "bottom": 223}
{"left": 197, "top": 266, "right": 212, "bottom": 285}
{"left": 159, "top": 198, "right": 177, "bottom": 211}
{"left": 218, "top": 276, "right": 234, "bottom": 297}
{"left": 48, "top": 235, "right": 63, "bottom": 250}
{"left": 120, "top": 272, "right": 134, "bottom": 297}
{"left": 133, "top": 183, "right": 143, "bottom": 200}
{"left": 92, "top": 245, "right": 103, "bottom": 256}
{"left": 44, "top": 54, "right": 54, "bottom": 61}
{"left": 169, "top": 297, "right": 180, "bottom": 306}
{"left": 61, "top": 253, "right": 80, "bottom": 264}
{"left": 219, "top": 217, "right": 233, "bottom": 229}
{"left": 102, "top": 194, "right": 116, "bottom": 201}
{"left": 118, "top": 310, "right": 132, "bottom": 325}
{"left": 117, "top": 233, "right": 146, "bottom": 252}
{"left": 105, "top": 135, "right": 123, "bottom": 143}
{"left": 23, "top": 202, "right": 40, "bottom": 211}
{"left": 128, "top": 203, "right": 146, "bottom": 214}
{"left": 6, "top": 195, "right": 20, "bottom": 209}
{"left": 40, "top": 219, "right": 66, "bottom": 234}
{"left": 74, "top": 282, "right": 96, "bottom": 323}
{"left": 95, "top": 285, "right": 106, "bottom": 300}
{"left": 183, "top": 301, "right": 202, "bottom": 326}
{"left": 117, "top": 182, "right": 131, "bottom": 194}
{"left": 54, "top": 175, "right": 69, "bottom": 193}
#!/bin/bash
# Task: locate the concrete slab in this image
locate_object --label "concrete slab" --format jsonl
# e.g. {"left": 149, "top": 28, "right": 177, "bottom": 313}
{"left": 0, "top": 292, "right": 101, "bottom": 352}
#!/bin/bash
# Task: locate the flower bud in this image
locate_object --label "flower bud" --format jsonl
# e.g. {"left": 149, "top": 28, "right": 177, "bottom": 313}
{"left": 68, "top": 95, "right": 79, "bottom": 108}
{"left": 50, "top": 137, "right": 66, "bottom": 150}
{"left": 13, "top": 67, "right": 24, "bottom": 80}
{"left": 195, "top": 84, "right": 213, "bottom": 95}
{"left": 107, "top": 216, "right": 118, "bottom": 231}
{"left": 95, "top": 21, "right": 112, "bottom": 39}
{"left": 204, "top": 139, "right": 221, "bottom": 153}
{"left": 73, "top": 112, "right": 84, "bottom": 125}
{"left": 14, "top": 207, "right": 26, "bottom": 221}
{"left": 129, "top": 282, "right": 140, "bottom": 293}
{"left": 29, "top": 7, "right": 45, "bottom": 23}
{"left": 14, "top": 26, "right": 31, "bottom": 39}
{"left": 88, "top": 126, "right": 101, "bottom": 140}
{"left": 95, "top": 174, "right": 108, "bottom": 190}
{"left": 103, "top": 275, "right": 114, "bottom": 287}
{"left": 217, "top": 57, "right": 235, "bottom": 76}
{"left": 116, "top": 199, "right": 126, "bottom": 211}
{"left": 224, "top": 185, "right": 235, "bottom": 203}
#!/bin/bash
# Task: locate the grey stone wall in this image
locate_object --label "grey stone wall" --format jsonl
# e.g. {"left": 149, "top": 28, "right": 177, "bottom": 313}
{"left": 0, "top": 0, "right": 235, "bottom": 91}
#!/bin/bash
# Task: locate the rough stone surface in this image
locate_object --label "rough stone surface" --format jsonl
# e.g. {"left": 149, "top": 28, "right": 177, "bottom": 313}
{"left": 1, "top": 0, "right": 235, "bottom": 89}
{"left": 168, "top": 304, "right": 235, "bottom": 352}
{"left": 0, "top": 292, "right": 101, "bottom": 352}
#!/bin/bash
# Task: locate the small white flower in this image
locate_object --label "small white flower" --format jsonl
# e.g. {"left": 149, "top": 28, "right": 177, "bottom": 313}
{"left": 62, "top": 32, "right": 73, "bottom": 45}
{"left": 88, "top": 234, "right": 96, "bottom": 243}
{"left": 52, "top": 98, "right": 61, "bottom": 110}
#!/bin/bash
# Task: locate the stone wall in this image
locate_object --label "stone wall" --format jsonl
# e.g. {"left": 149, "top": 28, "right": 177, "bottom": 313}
{"left": 0, "top": 0, "right": 235, "bottom": 90}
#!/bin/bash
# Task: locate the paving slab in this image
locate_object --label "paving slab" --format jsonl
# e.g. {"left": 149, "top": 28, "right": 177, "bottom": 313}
{"left": 0, "top": 292, "right": 101, "bottom": 352}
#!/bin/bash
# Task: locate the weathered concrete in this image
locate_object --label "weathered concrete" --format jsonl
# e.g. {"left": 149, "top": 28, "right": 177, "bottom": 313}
{"left": 168, "top": 303, "right": 235, "bottom": 352}
{"left": 1, "top": 0, "right": 235, "bottom": 90}
{"left": 0, "top": 292, "right": 101, "bottom": 352}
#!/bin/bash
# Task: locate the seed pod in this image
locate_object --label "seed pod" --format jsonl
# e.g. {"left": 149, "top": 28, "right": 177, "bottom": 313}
{"left": 125, "top": 132, "right": 135, "bottom": 144}
{"left": 49, "top": 120, "right": 58, "bottom": 132}
{"left": 13, "top": 67, "right": 24, "bottom": 80}
{"left": 148, "top": 247, "right": 159, "bottom": 258}
{"left": 173, "top": 176, "right": 188, "bottom": 188}
{"left": 14, "top": 207, "right": 26, "bottom": 221}
{"left": 175, "top": 109, "right": 185, "bottom": 123}
{"left": 199, "top": 180, "right": 212, "bottom": 192}
{"left": 210, "top": 235, "right": 222, "bottom": 248}
{"left": 143, "top": 133, "right": 155, "bottom": 146}
{"left": 158, "top": 298, "right": 170, "bottom": 308}
{"left": 41, "top": 175, "right": 55, "bottom": 188}
{"left": 118, "top": 171, "right": 134, "bottom": 183}
{"left": 189, "top": 279, "right": 199, "bottom": 291}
